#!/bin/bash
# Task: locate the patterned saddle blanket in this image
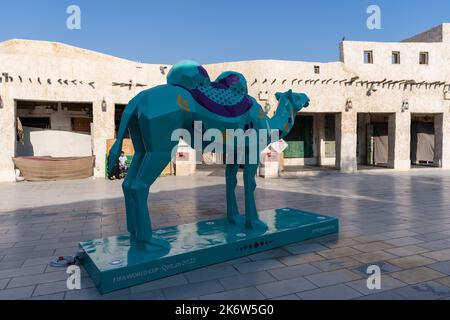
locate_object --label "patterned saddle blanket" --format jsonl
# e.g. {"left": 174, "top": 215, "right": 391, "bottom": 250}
{"left": 167, "top": 61, "right": 254, "bottom": 118}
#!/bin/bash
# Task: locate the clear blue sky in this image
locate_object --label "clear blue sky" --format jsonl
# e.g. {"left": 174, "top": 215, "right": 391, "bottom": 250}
{"left": 0, "top": 0, "right": 449, "bottom": 64}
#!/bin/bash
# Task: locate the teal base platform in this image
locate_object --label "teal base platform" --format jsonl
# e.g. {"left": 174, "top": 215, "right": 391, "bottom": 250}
{"left": 80, "top": 208, "right": 339, "bottom": 294}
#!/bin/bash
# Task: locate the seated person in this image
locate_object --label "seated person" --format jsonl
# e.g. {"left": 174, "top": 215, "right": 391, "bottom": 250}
{"left": 108, "top": 151, "right": 128, "bottom": 180}
{"left": 118, "top": 151, "right": 128, "bottom": 178}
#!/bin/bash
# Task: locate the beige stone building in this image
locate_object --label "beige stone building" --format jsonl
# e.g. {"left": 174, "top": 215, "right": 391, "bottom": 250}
{"left": 1, "top": 23, "right": 449, "bottom": 182}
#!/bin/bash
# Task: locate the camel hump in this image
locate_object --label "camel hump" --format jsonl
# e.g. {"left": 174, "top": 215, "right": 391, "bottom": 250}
{"left": 167, "top": 60, "right": 211, "bottom": 90}
{"left": 215, "top": 72, "right": 248, "bottom": 95}
{"left": 167, "top": 61, "right": 253, "bottom": 117}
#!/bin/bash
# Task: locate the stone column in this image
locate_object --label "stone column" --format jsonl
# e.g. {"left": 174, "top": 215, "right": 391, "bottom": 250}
{"left": 335, "top": 111, "right": 357, "bottom": 173}
{"left": 0, "top": 95, "right": 16, "bottom": 182}
{"left": 315, "top": 114, "right": 326, "bottom": 166}
{"left": 388, "top": 112, "right": 411, "bottom": 170}
{"left": 92, "top": 97, "right": 115, "bottom": 178}
{"left": 434, "top": 112, "right": 450, "bottom": 168}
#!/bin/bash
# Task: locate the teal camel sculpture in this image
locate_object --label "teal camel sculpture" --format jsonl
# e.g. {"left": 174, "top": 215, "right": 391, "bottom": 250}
{"left": 109, "top": 61, "right": 310, "bottom": 250}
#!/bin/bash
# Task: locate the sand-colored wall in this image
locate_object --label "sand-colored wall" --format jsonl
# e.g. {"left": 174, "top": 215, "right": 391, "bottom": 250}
{"left": 0, "top": 40, "right": 169, "bottom": 180}
{"left": 1, "top": 23, "right": 449, "bottom": 180}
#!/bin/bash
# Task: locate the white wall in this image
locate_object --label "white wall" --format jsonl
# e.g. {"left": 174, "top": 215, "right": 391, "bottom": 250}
{"left": 16, "top": 127, "right": 92, "bottom": 157}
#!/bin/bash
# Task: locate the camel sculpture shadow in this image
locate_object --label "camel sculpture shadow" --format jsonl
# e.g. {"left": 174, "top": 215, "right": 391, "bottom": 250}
{"left": 108, "top": 60, "right": 310, "bottom": 250}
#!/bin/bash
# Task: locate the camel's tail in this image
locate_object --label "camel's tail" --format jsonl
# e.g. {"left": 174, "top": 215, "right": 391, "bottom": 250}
{"left": 108, "top": 100, "right": 138, "bottom": 175}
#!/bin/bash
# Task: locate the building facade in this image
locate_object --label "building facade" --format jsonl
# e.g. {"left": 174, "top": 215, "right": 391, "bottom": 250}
{"left": 0, "top": 23, "right": 449, "bottom": 182}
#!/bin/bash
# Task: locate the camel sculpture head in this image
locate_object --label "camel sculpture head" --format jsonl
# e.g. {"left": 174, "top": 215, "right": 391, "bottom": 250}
{"left": 276, "top": 90, "right": 310, "bottom": 113}
{"left": 271, "top": 90, "right": 310, "bottom": 138}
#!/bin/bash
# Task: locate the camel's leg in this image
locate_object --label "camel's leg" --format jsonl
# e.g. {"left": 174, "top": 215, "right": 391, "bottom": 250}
{"left": 226, "top": 163, "right": 240, "bottom": 224}
{"left": 130, "top": 151, "right": 172, "bottom": 250}
{"left": 243, "top": 162, "right": 267, "bottom": 230}
{"left": 122, "top": 119, "right": 144, "bottom": 237}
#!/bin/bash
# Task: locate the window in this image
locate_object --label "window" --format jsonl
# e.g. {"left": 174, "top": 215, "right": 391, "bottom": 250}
{"left": 314, "top": 66, "right": 320, "bottom": 74}
{"left": 419, "top": 52, "right": 429, "bottom": 65}
{"left": 19, "top": 117, "right": 50, "bottom": 129}
{"left": 392, "top": 51, "right": 401, "bottom": 64}
{"left": 71, "top": 118, "right": 92, "bottom": 134}
{"left": 364, "top": 51, "right": 373, "bottom": 64}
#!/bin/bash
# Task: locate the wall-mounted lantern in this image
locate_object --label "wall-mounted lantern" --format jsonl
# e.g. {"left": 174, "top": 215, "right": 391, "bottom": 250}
{"left": 101, "top": 98, "right": 107, "bottom": 112}
{"left": 345, "top": 98, "right": 353, "bottom": 112}
{"left": 401, "top": 99, "right": 409, "bottom": 112}
{"left": 444, "top": 88, "right": 450, "bottom": 101}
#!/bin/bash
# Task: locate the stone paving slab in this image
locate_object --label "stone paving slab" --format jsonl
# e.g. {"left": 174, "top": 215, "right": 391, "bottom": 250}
{"left": 296, "top": 284, "right": 362, "bottom": 300}
{"left": 26, "top": 292, "right": 66, "bottom": 300}
{"left": 284, "top": 243, "right": 328, "bottom": 255}
{"left": 419, "top": 240, "right": 450, "bottom": 251}
{"left": 278, "top": 253, "right": 325, "bottom": 266}
{"left": 1, "top": 171, "right": 450, "bottom": 299}
{"left": 426, "top": 261, "right": 450, "bottom": 276}
{"left": 267, "top": 263, "right": 322, "bottom": 280}
{"left": 218, "top": 271, "right": 276, "bottom": 290}
{"left": 317, "top": 247, "right": 363, "bottom": 259}
{"left": 0, "top": 278, "right": 9, "bottom": 290}
{"left": 198, "top": 287, "right": 265, "bottom": 300}
{"left": 234, "top": 259, "right": 285, "bottom": 274}
{"left": 7, "top": 270, "right": 69, "bottom": 289}
{"left": 162, "top": 280, "right": 225, "bottom": 300}
{"left": 422, "top": 249, "right": 450, "bottom": 261}
{"left": 305, "top": 269, "right": 362, "bottom": 287}
{"left": 108, "top": 289, "right": 165, "bottom": 300}
{"left": 248, "top": 249, "right": 291, "bottom": 261}
{"left": 0, "top": 265, "right": 46, "bottom": 280}
{"left": 355, "top": 290, "right": 405, "bottom": 300}
{"left": 385, "top": 237, "right": 424, "bottom": 247}
{"left": 269, "top": 294, "right": 300, "bottom": 300}
{"left": 391, "top": 281, "right": 450, "bottom": 300}
{"left": 352, "top": 251, "right": 398, "bottom": 264}
{"left": 184, "top": 265, "right": 240, "bottom": 283}
{"left": 311, "top": 256, "right": 361, "bottom": 272}
{"left": 256, "top": 276, "right": 317, "bottom": 299}
{"left": 385, "top": 245, "right": 429, "bottom": 257}
{"left": 388, "top": 255, "right": 436, "bottom": 269}
{"left": 390, "top": 267, "right": 446, "bottom": 285}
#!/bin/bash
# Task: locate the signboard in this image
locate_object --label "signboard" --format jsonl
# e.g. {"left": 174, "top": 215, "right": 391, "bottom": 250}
{"left": 270, "top": 139, "right": 288, "bottom": 154}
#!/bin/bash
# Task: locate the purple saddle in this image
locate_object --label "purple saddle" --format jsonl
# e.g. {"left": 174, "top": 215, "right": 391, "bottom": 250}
{"left": 167, "top": 61, "right": 254, "bottom": 118}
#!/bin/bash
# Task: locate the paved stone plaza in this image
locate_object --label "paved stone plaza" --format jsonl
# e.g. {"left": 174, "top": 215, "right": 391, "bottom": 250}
{"left": 1, "top": 169, "right": 450, "bottom": 300}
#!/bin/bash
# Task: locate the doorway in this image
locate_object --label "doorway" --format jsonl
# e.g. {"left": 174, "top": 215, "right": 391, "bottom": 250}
{"left": 357, "top": 113, "right": 391, "bottom": 169}
{"left": 411, "top": 115, "right": 435, "bottom": 167}
{"left": 284, "top": 115, "right": 314, "bottom": 159}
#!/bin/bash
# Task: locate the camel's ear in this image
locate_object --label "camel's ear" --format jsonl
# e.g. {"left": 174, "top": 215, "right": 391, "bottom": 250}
{"left": 286, "top": 89, "right": 293, "bottom": 99}
{"left": 275, "top": 92, "right": 282, "bottom": 101}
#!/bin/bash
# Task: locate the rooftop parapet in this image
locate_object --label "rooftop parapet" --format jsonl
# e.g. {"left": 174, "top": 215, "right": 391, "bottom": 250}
{"left": 402, "top": 23, "right": 450, "bottom": 43}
